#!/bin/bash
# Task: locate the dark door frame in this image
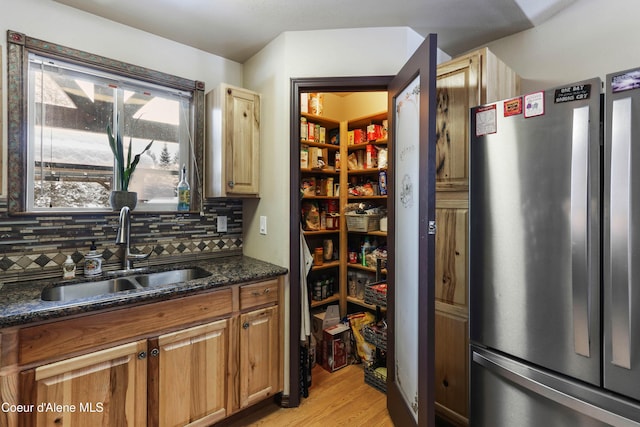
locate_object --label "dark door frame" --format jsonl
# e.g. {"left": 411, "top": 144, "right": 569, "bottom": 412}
{"left": 288, "top": 76, "right": 393, "bottom": 407}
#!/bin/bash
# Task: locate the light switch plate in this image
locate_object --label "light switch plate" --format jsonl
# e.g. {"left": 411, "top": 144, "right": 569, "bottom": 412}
{"left": 217, "top": 216, "right": 227, "bottom": 233}
{"left": 260, "top": 216, "right": 267, "bottom": 235}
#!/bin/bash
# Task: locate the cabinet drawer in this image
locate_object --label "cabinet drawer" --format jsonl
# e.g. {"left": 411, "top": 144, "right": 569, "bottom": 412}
{"left": 240, "top": 280, "right": 279, "bottom": 310}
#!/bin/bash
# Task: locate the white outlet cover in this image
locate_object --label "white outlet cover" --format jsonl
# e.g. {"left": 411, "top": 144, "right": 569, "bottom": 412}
{"left": 260, "top": 216, "right": 267, "bottom": 235}
{"left": 217, "top": 216, "right": 227, "bottom": 232}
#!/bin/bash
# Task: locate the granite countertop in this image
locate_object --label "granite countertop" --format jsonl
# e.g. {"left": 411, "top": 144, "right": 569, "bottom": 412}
{"left": 0, "top": 256, "right": 288, "bottom": 328}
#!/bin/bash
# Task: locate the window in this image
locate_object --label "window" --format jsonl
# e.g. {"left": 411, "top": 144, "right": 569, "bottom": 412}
{"left": 7, "top": 30, "right": 205, "bottom": 213}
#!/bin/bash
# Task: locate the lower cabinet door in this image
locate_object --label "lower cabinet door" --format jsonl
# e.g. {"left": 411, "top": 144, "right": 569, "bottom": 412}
{"left": 20, "top": 340, "right": 148, "bottom": 427}
{"left": 153, "top": 319, "right": 229, "bottom": 427}
{"left": 435, "top": 309, "right": 469, "bottom": 423}
{"left": 239, "top": 306, "right": 279, "bottom": 408}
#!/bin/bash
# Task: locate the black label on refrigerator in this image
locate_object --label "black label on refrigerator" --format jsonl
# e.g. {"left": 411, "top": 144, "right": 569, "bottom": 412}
{"left": 554, "top": 84, "right": 591, "bottom": 103}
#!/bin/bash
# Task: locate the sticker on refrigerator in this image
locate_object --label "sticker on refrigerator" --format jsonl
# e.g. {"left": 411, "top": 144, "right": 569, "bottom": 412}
{"left": 524, "top": 91, "right": 545, "bottom": 118}
{"left": 503, "top": 97, "right": 522, "bottom": 117}
{"left": 554, "top": 84, "right": 591, "bottom": 103}
{"left": 475, "top": 104, "right": 497, "bottom": 137}
{"left": 611, "top": 70, "right": 640, "bottom": 93}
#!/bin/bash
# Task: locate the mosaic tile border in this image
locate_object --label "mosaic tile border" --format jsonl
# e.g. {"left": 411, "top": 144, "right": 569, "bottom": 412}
{"left": 0, "top": 198, "right": 244, "bottom": 283}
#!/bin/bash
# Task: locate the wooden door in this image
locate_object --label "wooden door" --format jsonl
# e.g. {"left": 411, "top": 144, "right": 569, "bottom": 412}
{"left": 387, "top": 34, "right": 438, "bottom": 426}
{"left": 239, "top": 306, "right": 279, "bottom": 408}
{"left": 151, "top": 319, "right": 229, "bottom": 427}
{"left": 20, "top": 340, "right": 147, "bottom": 427}
{"left": 225, "top": 86, "right": 260, "bottom": 195}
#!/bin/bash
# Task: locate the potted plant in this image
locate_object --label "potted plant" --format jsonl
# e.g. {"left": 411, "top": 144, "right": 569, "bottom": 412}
{"left": 107, "top": 117, "right": 154, "bottom": 211}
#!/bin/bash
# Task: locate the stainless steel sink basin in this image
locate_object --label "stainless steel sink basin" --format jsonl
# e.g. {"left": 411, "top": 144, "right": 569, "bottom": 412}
{"left": 132, "top": 267, "right": 211, "bottom": 287}
{"left": 41, "top": 277, "right": 138, "bottom": 302}
{"left": 41, "top": 267, "right": 212, "bottom": 301}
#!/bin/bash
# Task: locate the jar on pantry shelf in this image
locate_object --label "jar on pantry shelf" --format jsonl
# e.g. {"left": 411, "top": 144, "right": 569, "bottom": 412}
{"left": 314, "top": 247, "right": 324, "bottom": 266}
{"left": 323, "top": 239, "right": 333, "bottom": 261}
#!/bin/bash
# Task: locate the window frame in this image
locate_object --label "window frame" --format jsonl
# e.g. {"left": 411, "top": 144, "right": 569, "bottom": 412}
{"left": 6, "top": 30, "right": 205, "bottom": 214}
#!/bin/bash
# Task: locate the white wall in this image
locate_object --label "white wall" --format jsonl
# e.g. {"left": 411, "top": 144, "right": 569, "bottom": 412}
{"left": 0, "top": 0, "right": 243, "bottom": 195}
{"left": 485, "top": 0, "right": 640, "bottom": 93}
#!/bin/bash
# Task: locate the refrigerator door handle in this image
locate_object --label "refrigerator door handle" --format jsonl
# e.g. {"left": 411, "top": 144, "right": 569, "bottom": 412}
{"left": 571, "top": 105, "right": 591, "bottom": 358}
{"left": 473, "top": 348, "right": 640, "bottom": 426}
{"left": 610, "top": 97, "right": 633, "bottom": 370}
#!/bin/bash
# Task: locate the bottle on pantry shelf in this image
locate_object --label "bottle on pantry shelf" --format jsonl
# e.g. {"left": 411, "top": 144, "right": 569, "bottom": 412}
{"left": 323, "top": 239, "right": 333, "bottom": 261}
{"left": 62, "top": 255, "right": 76, "bottom": 279}
{"left": 84, "top": 241, "right": 103, "bottom": 277}
{"left": 361, "top": 237, "right": 372, "bottom": 267}
{"left": 177, "top": 164, "right": 190, "bottom": 211}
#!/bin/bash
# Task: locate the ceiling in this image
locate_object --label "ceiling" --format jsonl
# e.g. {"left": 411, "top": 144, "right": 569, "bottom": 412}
{"left": 53, "top": 0, "right": 575, "bottom": 63}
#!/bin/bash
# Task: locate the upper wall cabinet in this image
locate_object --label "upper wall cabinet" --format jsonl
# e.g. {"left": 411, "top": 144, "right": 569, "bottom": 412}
{"left": 205, "top": 83, "right": 261, "bottom": 197}
{"left": 435, "top": 47, "right": 520, "bottom": 192}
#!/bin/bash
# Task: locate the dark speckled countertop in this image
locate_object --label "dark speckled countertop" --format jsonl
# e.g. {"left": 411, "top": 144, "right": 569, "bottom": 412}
{"left": 0, "top": 256, "right": 288, "bottom": 328}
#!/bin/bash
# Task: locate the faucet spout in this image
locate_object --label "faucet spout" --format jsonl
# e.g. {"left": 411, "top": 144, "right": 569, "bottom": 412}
{"left": 116, "top": 206, "right": 151, "bottom": 271}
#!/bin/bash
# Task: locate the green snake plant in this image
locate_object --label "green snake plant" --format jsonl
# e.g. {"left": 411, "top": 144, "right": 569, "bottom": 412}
{"left": 107, "top": 117, "right": 154, "bottom": 192}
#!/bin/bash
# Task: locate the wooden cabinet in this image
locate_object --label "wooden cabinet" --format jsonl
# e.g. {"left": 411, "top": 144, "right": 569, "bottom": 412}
{"left": 434, "top": 308, "right": 468, "bottom": 421}
{"left": 434, "top": 47, "right": 519, "bottom": 426}
{"left": 20, "top": 340, "right": 147, "bottom": 427}
{"left": 237, "top": 280, "right": 281, "bottom": 409}
{"left": 435, "top": 47, "right": 520, "bottom": 192}
{"left": 205, "top": 83, "right": 261, "bottom": 197}
{"left": 239, "top": 306, "right": 279, "bottom": 408}
{"left": 152, "top": 319, "right": 230, "bottom": 426}
{"left": 2, "top": 277, "right": 283, "bottom": 427}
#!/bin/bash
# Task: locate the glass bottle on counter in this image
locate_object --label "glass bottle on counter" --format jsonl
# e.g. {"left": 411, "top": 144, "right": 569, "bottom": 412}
{"left": 177, "top": 164, "right": 190, "bottom": 211}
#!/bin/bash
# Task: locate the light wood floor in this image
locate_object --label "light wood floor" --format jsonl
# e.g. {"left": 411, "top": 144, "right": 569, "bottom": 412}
{"left": 223, "top": 364, "right": 393, "bottom": 426}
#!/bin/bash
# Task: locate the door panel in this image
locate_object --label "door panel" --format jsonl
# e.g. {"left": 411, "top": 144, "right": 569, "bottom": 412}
{"left": 156, "top": 320, "right": 229, "bottom": 426}
{"left": 435, "top": 310, "right": 468, "bottom": 419}
{"left": 240, "top": 306, "right": 279, "bottom": 408}
{"left": 604, "top": 69, "right": 640, "bottom": 401}
{"left": 469, "top": 80, "right": 602, "bottom": 385}
{"left": 21, "top": 340, "right": 147, "bottom": 427}
{"left": 387, "top": 34, "right": 437, "bottom": 427}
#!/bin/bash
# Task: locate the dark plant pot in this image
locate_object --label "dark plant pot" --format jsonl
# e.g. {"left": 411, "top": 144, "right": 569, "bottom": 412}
{"left": 110, "top": 191, "right": 137, "bottom": 211}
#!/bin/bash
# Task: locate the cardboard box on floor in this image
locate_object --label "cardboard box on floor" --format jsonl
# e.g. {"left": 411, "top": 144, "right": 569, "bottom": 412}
{"left": 322, "top": 322, "right": 350, "bottom": 372}
{"left": 312, "top": 305, "right": 340, "bottom": 367}
{"left": 312, "top": 305, "right": 340, "bottom": 341}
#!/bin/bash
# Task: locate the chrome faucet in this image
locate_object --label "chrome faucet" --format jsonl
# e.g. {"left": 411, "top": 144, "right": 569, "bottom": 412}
{"left": 115, "top": 206, "right": 151, "bottom": 271}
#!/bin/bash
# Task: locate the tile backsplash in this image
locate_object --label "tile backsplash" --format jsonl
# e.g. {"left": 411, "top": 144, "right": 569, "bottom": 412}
{"left": 0, "top": 197, "right": 243, "bottom": 284}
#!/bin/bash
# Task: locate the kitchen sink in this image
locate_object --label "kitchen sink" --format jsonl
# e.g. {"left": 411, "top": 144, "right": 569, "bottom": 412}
{"left": 41, "top": 267, "right": 212, "bottom": 302}
{"left": 41, "top": 277, "right": 139, "bottom": 302}
{"left": 132, "top": 267, "right": 211, "bottom": 287}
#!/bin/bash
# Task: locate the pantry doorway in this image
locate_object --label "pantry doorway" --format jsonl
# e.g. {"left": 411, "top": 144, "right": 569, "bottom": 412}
{"left": 289, "top": 35, "right": 438, "bottom": 427}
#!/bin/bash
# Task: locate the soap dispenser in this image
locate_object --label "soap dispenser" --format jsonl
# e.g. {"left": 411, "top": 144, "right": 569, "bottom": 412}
{"left": 62, "top": 255, "right": 76, "bottom": 279}
{"left": 84, "top": 241, "right": 103, "bottom": 277}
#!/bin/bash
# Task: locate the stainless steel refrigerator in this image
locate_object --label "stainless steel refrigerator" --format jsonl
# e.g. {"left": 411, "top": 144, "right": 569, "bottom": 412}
{"left": 470, "top": 72, "right": 640, "bottom": 426}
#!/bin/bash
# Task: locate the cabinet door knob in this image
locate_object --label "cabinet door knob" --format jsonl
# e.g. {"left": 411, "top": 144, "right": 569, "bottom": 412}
{"left": 243, "top": 322, "right": 250, "bottom": 329}
{"left": 137, "top": 351, "right": 147, "bottom": 360}
{"left": 150, "top": 348, "right": 160, "bottom": 357}
{"left": 228, "top": 180, "right": 235, "bottom": 188}
{"left": 264, "top": 288, "right": 271, "bottom": 294}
